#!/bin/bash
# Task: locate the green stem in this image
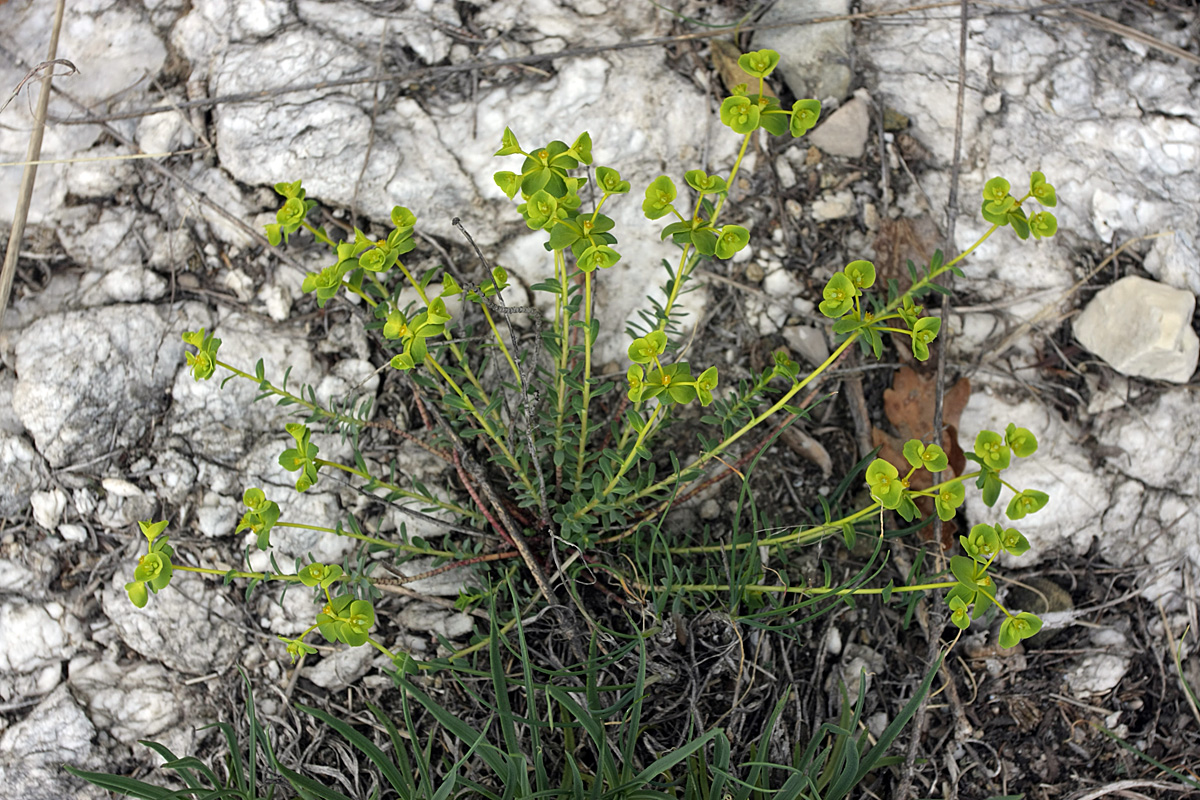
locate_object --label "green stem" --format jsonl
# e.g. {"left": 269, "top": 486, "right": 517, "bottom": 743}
{"left": 667, "top": 498, "right": 880, "bottom": 555}
{"left": 212, "top": 359, "right": 364, "bottom": 430}
{"left": 480, "top": 302, "right": 521, "bottom": 385}
{"left": 277, "top": 520, "right": 457, "bottom": 556}
{"left": 573, "top": 270, "right": 594, "bottom": 491}
{"left": 651, "top": 132, "right": 752, "bottom": 336}
{"left": 176, "top": 564, "right": 298, "bottom": 581}
{"left": 301, "top": 221, "right": 336, "bottom": 247}
{"left": 638, "top": 580, "right": 958, "bottom": 597}
{"left": 423, "top": 356, "right": 536, "bottom": 497}
{"left": 552, "top": 248, "right": 571, "bottom": 478}
{"left": 395, "top": 262, "right": 497, "bottom": 423}
{"left": 601, "top": 404, "right": 663, "bottom": 497}
{"left": 709, "top": 131, "right": 752, "bottom": 226}
{"left": 312, "top": 458, "right": 480, "bottom": 520}
{"left": 618, "top": 332, "right": 859, "bottom": 511}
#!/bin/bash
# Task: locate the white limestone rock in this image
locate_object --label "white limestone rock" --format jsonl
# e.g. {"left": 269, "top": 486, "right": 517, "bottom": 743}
{"left": 0, "top": 601, "right": 84, "bottom": 700}
{"left": 0, "top": 0, "right": 166, "bottom": 224}
{"left": 305, "top": 645, "right": 379, "bottom": 690}
{"left": 69, "top": 657, "right": 184, "bottom": 746}
{"left": 398, "top": 603, "right": 475, "bottom": 641}
{"left": 63, "top": 144, "right": 135, "bottom": 199}
{"left": 1073, "top": 276, "right": 1198, "bottom": 384}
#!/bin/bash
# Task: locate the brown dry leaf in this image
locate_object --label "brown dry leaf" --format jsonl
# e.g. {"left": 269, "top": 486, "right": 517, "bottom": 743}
{"left": 870, "top": 366, "right": 971, "bottom": 548}
{"left": 872, "top": 215, "right": 942, "bottom": 293}
{"left": 710, "top": 39, "right": 777, "bottom": 98}
{"left": 779, "top": 426, "right": 833, "bottom": 478}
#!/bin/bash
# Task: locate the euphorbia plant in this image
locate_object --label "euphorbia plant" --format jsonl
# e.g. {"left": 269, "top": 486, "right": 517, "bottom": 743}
{"left": 136, "top": 48, "right": 1061, "bottom": 669}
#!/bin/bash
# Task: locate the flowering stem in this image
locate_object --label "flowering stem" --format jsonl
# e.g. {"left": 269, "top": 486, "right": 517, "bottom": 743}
{"left": 600, "top": 404, "right": 663, "bottom": 498}
{"left": 277, "top": 521, "right": 457, "bottom": 556}
{"left": 624, "top": 579, "right": 959, "bottom": 597}
{"left": 552, "top": 247, "right": 572, "bottom": 489}
{"left": 312, "top": 458, "right": 480, "bottom": 520}
{"left": 211, "top": 359, "right": 363, "bottom": 429}
{"left": 573, "top": 269, "right": 594, "bottom": 491}
{"left": 423, "top": 355, "right": 533, "bottom": 495}
{"left": 623, "top": 332, "right": 859, "bottom": 509}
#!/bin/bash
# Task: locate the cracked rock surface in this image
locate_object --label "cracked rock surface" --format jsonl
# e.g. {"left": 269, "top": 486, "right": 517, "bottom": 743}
{"left": 0, "top": 0, "right": 1198, "bottom": 792}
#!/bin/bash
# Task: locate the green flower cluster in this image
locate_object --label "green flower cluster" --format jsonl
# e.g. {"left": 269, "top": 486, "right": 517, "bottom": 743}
{"left": 865, "top": 438, "right": 956, "bottom": 523}
{"left": 235, "top": 488, "right": 281, "bottom": 550}
{"left": 493, "top": 131, "right": 623, "bottom": 266}
{"left": 981, "top": 171, "right": 1057, "bottom": 240}
{"left": 863, "top": 423, "right": 1048, "bottom": 648}
{"left": 625, "top": 331, "right": 719, "bottom": 406}
{"left": 181, "top": 328, "right": 221, "bottom": 381}
{"left": 298, "top": 205, "right": 419, "bottom": 308}
{"left": 818, "top": 258, "right": 947, "bottom": 361}
{"left": 125, "top": 520, "right": 174, "bottom": 608}
{"left": 264, "top": 180, "right": 317, "bottom": 247}
{"left": 717, "top": 50, "right": 821, "bottom": 138}
{"left": 279, "top": 422, "right": 320, "bottom": 492}
{"left": 382, "top": 295, "right": 453, "bottom": 371}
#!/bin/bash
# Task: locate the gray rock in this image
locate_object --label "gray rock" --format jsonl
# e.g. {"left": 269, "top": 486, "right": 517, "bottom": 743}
{"left": 751, "top": 0, "right": 853, "bottom": 102}
{"left": 1144, "top": 232, "right": 1200, "bottom": 297}
{"left": 63, "top": 145, "right": 135, "bottom": 200}
{"left": 146, "top": 447, "right": 200, "bottom": 507}
{"left": 305, "top": 645, "right": 379, "bottom": 690}
{"left": 380, "top": 557, "right": 478, "bottom": 597}
{"left": 0, "top": 601, "right": 83, "bottom": 700}
{"left": 397, "top": 603, "right": 475, "bottom": 640}
{"left": 1073, "top": 276, "right": 1198, "bottom": 384}
{"left": 1066, "top": 629, "right": 1130, "bottom": 698}
{"left": 0, "top": 372, "right": 23, "bottom": 435}
{"left": 0, "top": 686, "right": 103, "bottom": 800}
{"left": 101, "top": 573, "right": 242, "bottom": 675}
{"left": 12, "top": 304, "right": 204, "bottom": 468}
{"left": 0, "top": 0, "right": 165, "bottom": 227}
{"left": 69, "top": 656, "right": 187, "bottom": 746}
{"left": 810, "top": 189, "right": 857, "bottom": 221}
{"left": 30, "top": 489, "right": 67, "bottom": 530}
{"left": 166, "top": 311, "right": 326, "bottom": 461}
{"left": 828, "top": 643, "right": 886, "bottom": 701}
{"left": 783, "top": 325, "right": 830, "bottom": 367}
{"left": 0, "top": 559, "right": 40, "bottom": 596}
{"left": 808, "top": 94, "right": 872, "bottom": 159}
{"left": 1098, "top": 389, "right": 1200, "bottom": 499}
{"left": 174, "top": 168, "right": 259, "bottom": 248}
{"left": 0, "top": 431, "right": 48, "bottom": 517}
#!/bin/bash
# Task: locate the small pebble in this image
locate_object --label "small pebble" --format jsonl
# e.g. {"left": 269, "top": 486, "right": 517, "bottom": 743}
{"left": 775, "top": 156, "right": 797, "bottom": 189}
{"left": 744, "top": 263, "right": 765, "bottom": 283}
{"left": 699, "top": 499, "right": 720, "bottom": 520}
